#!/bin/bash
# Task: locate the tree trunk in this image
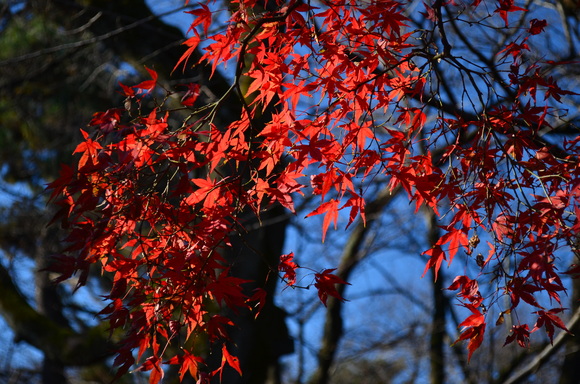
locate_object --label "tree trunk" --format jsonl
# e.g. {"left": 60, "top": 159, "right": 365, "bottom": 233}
{"left": 426, "top": 209, "right": 445, "bottom": 384}
{"left": 310, "top": 187, "right": 396, "bottom": 384}
{"left": 559, "top": 270, "right": 580, "bottom": 384}
{"left": 208, "top": 204, "right": 292, "bottom": 384}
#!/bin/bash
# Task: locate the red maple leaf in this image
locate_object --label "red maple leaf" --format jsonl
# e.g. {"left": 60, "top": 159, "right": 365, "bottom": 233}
{"left": 73, "top": 129, "right": 103, "bottom": 169}
{"left": 314, "top": 269, "right": 350, "bottom": 306}
{"left": 279, "top": 252, "right": 298, "bottom": 286}
{"left": 135, "top": 356, "right": 164, "bottom": 384}
{"left": 215, "top": 345, "right": 242, "bottom": 380}
{"left": 454, "top": 305, "right": 486, "bottom": 361}
{"left": 495, "top": 0, "right": 527, "bottom": 26}
{"left": 134, "top": 66, "right": 158, "bottom": 94}
{"left": 306, "top": 199, "right": 340, "bottom": 243}
{"left": 504, "top": 324, "right": 530, "bottom": 348}
{"left": 528, "top": 19, "right": 547, "bottom": 35}
{"left": 532, "top": 308, "right": 571, "bottom": 343}
{"left": 165, "top": 350, "right": 204, "bottom": 381}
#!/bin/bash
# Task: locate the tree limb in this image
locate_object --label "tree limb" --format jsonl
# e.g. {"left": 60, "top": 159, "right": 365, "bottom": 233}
{"left": 502, "top": 306, "right": 580, "bottom": 384}
{"left": 0, "top": 262, "right": 113, "bottom": 366}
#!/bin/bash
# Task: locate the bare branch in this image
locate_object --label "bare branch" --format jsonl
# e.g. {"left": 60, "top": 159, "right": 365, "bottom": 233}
{"left": 502, "top": 306, "right": 580, "bottom": 384}
{"left": 0, "top": 263, "right": 114, "bottom": 366}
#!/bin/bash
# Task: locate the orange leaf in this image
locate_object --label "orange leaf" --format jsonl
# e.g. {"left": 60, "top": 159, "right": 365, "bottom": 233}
{"left": 221, "top": 345, "right": 242, "bottom": 379}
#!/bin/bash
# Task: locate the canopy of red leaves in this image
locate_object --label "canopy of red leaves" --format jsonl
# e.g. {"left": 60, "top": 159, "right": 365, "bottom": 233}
{"left": 47, "top": 0, "right": 580, "bottom": 381}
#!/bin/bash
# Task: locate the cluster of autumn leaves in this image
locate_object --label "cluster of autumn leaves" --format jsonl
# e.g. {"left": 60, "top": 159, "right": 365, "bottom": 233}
{"left": 47, "top": 0, "right": 579, "bottom": 382}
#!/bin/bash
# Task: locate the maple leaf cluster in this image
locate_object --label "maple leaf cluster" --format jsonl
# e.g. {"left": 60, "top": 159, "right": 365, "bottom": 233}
{"left": 47, "top": 0, "right": 580, "bottom": 381}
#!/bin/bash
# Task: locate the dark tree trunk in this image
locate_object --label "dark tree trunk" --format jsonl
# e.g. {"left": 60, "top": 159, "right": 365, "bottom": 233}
{"left": 559, "top": 271, "right": 580, "bottom": 384}
{"left": 209, "top": 204, "right": 292, "bottom": 384}
{"left": 426, "top": 210, "right": 445, "bottom": 384}
{"left": 36, "top": 223, "right": 70, "bottom": 384}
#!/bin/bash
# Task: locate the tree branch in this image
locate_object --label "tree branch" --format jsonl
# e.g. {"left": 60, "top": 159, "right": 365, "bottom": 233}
{"left": 0, "top": 262, "right": 113, "bottom": 366}
{"left": 502, "top": 306, "right": 580, "bottom": 384}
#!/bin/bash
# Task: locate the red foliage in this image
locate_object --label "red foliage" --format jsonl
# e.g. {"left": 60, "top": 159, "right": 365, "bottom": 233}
{"left": 47, "top": 0, "right": 580, "bottom": 381}
{"left": 314, "top": 269, "right": 350, "bottom": 306}
{"left": 504, "top": 324, "right": 530, "bottom": 348}
{"left": 278, "top": 252, "right": 298, "bottom": 286}
{"left": 454, "top": 305, "right": 486, "bottom": 362}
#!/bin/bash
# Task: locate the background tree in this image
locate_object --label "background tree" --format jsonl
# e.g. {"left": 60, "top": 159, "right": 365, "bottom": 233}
{"left": 1, "top": 1, "right": 290, "bottom": 383}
